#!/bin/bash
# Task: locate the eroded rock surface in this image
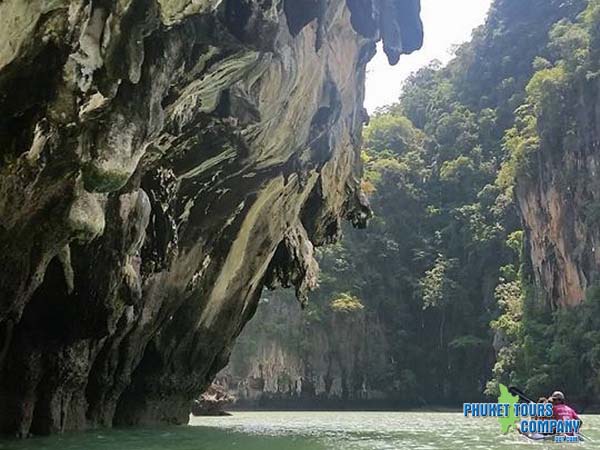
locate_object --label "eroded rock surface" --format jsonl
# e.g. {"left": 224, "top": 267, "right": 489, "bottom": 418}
{"left": 217, "top": 290, "right": 389, "bottom": 408}
{"left": 0, "top": 0, "right": 422, "bottom": 436}
{"left": 191, "top": 383, "right": 234, "bottom": 416}
{"left": 516, "top": 83, "right": 600, "bottom": 308}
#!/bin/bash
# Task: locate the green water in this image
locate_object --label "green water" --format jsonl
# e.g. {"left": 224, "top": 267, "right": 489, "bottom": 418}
{"left": 2, "top": 412, "right": 599, "bottom": 450}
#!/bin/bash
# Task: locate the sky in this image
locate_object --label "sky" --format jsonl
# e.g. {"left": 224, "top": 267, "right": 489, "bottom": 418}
{"left": 364, "top": 0, "right": 493, "bottom": 112}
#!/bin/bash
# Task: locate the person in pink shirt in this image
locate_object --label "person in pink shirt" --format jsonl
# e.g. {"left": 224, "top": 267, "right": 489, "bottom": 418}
{"left": 551, "top": 391, "right": 582, "bottom": 429}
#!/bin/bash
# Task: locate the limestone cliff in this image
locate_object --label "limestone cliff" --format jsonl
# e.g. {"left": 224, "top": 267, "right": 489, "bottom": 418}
{"left": 218, "top": 289, "right": 392, "bottom": 408}
{"left": 0, "top": 0, "right": 422, "bottom": 437}
{"left": 514, "top": 25, "right": 600, "bottom": 308}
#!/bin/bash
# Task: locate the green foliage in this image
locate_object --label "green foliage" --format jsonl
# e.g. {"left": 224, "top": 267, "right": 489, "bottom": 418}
{"left": 420, "top": 255, "right": 457, "bottom": 309}
{"left": 363, "top": 114, "right": 425, "bottom": 156}
{"left": 497, "top": 1, "right": 595, "bottom": 196}
{"left": 548, "top": 19, "right": 590, "bottom": 65}
{"left": 439, "top": 156, "right": 475, "bottom": 183}
{"left": 330, "top": 293, "right": 365, "bottom": 313}
{"left": 496, "top": 105, "right": 539, "bottom": 193}
{"left": 527, "top": 64, "right": 569, "bottom": 124}
{"left": 491, "top": 285, "right": 600, "bottom": 403}
{"left": 532, "top": 56, "right": 552, "bottom": 71}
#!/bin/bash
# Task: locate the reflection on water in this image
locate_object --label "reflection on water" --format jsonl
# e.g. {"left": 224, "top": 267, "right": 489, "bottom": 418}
{"left": 1, "top": 412, "right": 598, "bottom": 450}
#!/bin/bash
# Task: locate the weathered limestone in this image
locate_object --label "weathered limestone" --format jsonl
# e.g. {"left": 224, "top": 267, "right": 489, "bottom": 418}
{"left": 516, "top": 82, "right": 600, "bottom": 308}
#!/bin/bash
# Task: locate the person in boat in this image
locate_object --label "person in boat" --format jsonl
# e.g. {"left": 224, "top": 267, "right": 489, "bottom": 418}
{"left": 551, "top": 391, "right": 582, "bottom": 431}
{"left": 517, "top": 396, "right": 550, "bottom": 439}
{"left": 537, "top": 396, "right": 548, "bottom": 405}
{"left": 534, "top": 397, "right": 548, "bottom": 420}
{"left": 532, "top": 397, "right": 554, "bottom": 436}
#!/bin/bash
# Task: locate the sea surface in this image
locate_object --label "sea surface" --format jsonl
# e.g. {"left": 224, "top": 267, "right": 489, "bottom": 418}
{"left": 1, "top": 411, "right": 599, "bottom": 450}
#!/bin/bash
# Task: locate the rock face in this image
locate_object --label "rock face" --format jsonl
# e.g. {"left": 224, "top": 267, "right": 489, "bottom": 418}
{"left": 0, "top": 0, "right": 422, "bottom": 437}
{"left": 218, "top": 290, "right": 391, "bottom": 408}
{"left": 516, "top": 80, "right": 600, "bottom": 308}
{"left": 191, "top": 383, "right": 234, "bottom": 416}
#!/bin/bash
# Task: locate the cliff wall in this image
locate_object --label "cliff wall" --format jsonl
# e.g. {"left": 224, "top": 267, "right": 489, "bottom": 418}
{"left": 218, "top": 290, "right": 391, "bottom": 408}
{"left": 512, "top": 3, "right": 600, "bottom": 308}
